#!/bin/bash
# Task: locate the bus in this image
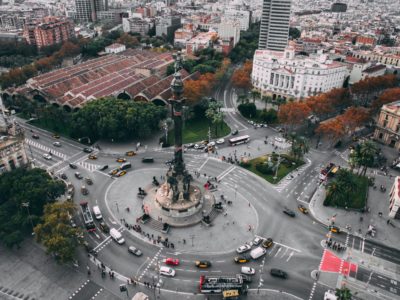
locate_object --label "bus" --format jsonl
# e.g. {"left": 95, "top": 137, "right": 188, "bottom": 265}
{"left": 229, "top": 135, "right": 250, "bottom": 146}
{"left": 80, "top": 202, "right": 96, "bottom": 232}
{"left": 199, "top": 275, "right": 248, "bottom": 295}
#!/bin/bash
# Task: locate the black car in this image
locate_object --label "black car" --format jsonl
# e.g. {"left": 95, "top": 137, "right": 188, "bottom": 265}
{"left": 231, "top": 129, "right": 239, "bottom": 135}
{"left": 75, "top": 172, "right": 83, "bottom": 179}
{"left": 60, "top": 173, "right": 68, "bottom": 180}
{"left": 69, "top": 163, "right": 78, "bottom": 169}
{"left": 142, "top": 157, "right": 154, "bottom": 163}
{"left": 83, "top": 147, "right": 93, "bottom": 153}
{"left": 32, "top": 134, "right": 39, "bottom": 139}
{"left": 283, "top": 208, "right": 296, "bottom": 217}
{"left": 99, "top": 165, "right": 108, "bottom": 171}
{"left": 99, "top": 222, "right": 110, "bottom": 234}
{"left": 270, "top": 268, "right": 288, "bottom": 279}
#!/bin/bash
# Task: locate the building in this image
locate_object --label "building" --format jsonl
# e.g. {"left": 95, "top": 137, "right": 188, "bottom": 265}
{"left": 75, "top": 0, "right": 108, "bottom": 23}
{"left": 389, "top": 177, "right": 400, "bottom": 219}
{"left": 223, "top": 10, "right": 251, "bottom": 31}
{"left": 122, "top": 17, "right": 150, "bottom": 36}
{"left": 23, "top": 17, "right": 74, "bottom": 48}
{"left": 156, "top": 16, "right": 181, "bottom": 42}
{"left": 218, "top": 20, "right": 240, "bottom": 46}
{"left": 374, "top": 101, "right": 400, "bottom": 150}
{"left": 352, "top": 51, "right": 400, "bottom": 68}
{"left": 186, "top": 31, "right": 218, "bottom": 55}
{"left": 0, "top": 135, "right": 28, "bottom": 173}
{"left": 252, "top": 46, "right": 348, "bottom": 100}
{"left": 258, "top": 0, "right": 292, "bottom": 51}
{"left": 361, "top": 64, "right": 386, "bottom": 80}
{"left": 105, "top": 43, "right": 126, "bottom": 54}
{"left": 0, "top": 4, "right": 49, "bottom": 31}
{"left": 174, "top": 28, "right": 194, "bottom": 47}
{"left": 355, "top": 35, "right": 376, "bottom": 47}
{"left": 97, "top": 9, "right": 127, "bottom": 23}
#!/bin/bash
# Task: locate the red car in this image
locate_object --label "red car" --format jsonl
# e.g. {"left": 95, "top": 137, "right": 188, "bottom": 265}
{"left": 164, "top": 258, "right": 179, "bottom": 266}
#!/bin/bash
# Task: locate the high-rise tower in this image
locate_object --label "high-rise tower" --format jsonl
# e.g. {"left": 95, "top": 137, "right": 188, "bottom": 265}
{"left": 258, "top": 0, "right": 292, "bottom": 51}
{"left": 75, "top": 0, "right": 108, "bottom": 23}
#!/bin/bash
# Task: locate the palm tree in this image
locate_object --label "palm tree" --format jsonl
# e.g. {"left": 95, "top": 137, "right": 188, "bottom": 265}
{"left": 250, "top": 89, "right": 261, "bottom": 103}
{"left": 335, "top": 286, "right": 352, "bottom": 300}
{"left": 238, "top": 94, "right": 248, "bottom": 104}
{"left": 358, "top": 140, "right": 378, "bottom": 176}
{"left": 261, "top": 95, "right": 271, "bottom": 109}
{"left": 326, "top": 181, "right": 346, "bottom": 206}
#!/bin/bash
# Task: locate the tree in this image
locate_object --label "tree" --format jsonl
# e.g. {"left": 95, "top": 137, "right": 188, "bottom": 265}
{"left": 261, "top": 95, "right": 272, "bottom": 109}
{"left": 0, "top": 168, "right": 65, "bottom": 248}
{"left": 34, "top": 201, "right": 82, "bottom": 263}
{"left": 184, "top": 73, "right": 216, "bottom": 105}
{"left": 315, "top": 118, "right": 346, "bottom": 145}
{"left": 205, "top": 101, "right": 224, "bottom": 136}
{"left": 306, "top": 94, "right": 334, "bottom": 118}
{"left": 335, "top": 286, "right": 352, "bottom": 300}
{"left": 250, "top": 89, "right": 260, "bottom": 103}
{"left": 278, "top": 101, "right": 311, "bottom": 130}
{"left": 371, "top": 87, "right": 400, "bottom": 112}
{"left": 350, "top": 140, "right": 378, "bottom": 175}
{"left": 289, "top": 27, "right": 301, "bottom": 39}
{"left": 288, "top": 133, "right": 309, "bottom": 160}
{"left": 338, "top": 106, "right": 370, "bottom": 135}
{"left": 116, "top": 33, "right": 139, "bottom": 48}
{"left": 231, "top": 61, "right": 253, "bottom": 91}
{"left": 238, "top": 102, "right": 257, "bottom": 118}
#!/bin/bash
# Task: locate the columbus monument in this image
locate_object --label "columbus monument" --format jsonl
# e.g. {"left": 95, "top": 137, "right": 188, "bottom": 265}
{"left": 153, "top": 52, "right": 204, "bottom": 218}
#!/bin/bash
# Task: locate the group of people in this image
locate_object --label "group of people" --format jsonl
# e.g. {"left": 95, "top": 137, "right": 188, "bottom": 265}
{"left": 326, "top": 239, "right": 346, "bottom": 252}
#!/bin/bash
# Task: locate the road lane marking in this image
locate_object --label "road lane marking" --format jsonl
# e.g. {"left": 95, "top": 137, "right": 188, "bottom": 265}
{"left": 274, "top": 247, "right": 282, "bottom": 257}
{"left": 197, "top": 157, "right": 210, "bottom": 172}
{"left": 281, "top": 248, "right": 288, "bottom": 258}
{"left": 286, "top": 251, "right": 294, "bottom": 262}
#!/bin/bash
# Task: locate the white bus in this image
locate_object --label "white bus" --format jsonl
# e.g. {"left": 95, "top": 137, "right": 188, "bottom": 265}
{"left": 229, "top": 135, "right": 250, "bottom": 146}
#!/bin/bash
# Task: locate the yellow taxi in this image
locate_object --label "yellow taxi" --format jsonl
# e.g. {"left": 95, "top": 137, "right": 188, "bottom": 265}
{"left": 116, "top": 170, "right": 127, "bottom": 177}
{"left": 126, "top": 151, "right": 136, "bottom": 156}
{"left": 88, "top": 154, "right": 97, "bottom": 160}
{"left": 195, "top": 260, "right": 212, "bottom": 268}
{"left": 116, "top": 158, "right": 127, "bottom": 163}
{"left": 329, "top": 225, "right": 341, "bottom": 233}
{"left": 298, "top": 204, "right": 309, "bottom": 214}
{"left": 234, "top": 256, "right": 250, "bottom": 264}
{"left": 109, "top": 169, "right": 119, "bottom": 176}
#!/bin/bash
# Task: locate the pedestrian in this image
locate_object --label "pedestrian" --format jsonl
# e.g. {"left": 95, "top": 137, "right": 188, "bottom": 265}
{"left": 183, "top": 238, "right": 186, "bottom": 244}
{"left": 387, "top": 219, "right": 390, "bottom": 225}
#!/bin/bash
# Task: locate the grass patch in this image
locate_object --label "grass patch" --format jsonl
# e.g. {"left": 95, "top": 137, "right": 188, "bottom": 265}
{"left": 324, "top": 173, "right": 368, "bottom": 209}
{"left": 168, "top": 118, "right": 230, "bottom": 144}
{"left": 241, "top": 153, "right": 304, "bottom": 184}
{"left": 29, "top": 118, "right": 74, "bottom": 139}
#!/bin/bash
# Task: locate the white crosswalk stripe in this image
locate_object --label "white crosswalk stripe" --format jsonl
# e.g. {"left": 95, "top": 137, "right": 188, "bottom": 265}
{"left": 274, "top": 159, "right": 312, "bottom": 192}
{"left": 25, "top": 138, "right": 68, "bottom": 159}
{"left": 77, "top": 161, "right": 102, "bottom": 172}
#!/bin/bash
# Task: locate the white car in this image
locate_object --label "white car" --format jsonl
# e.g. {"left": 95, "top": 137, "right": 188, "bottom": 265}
{"left": 216, "top": 138, "right": 225, "bottom": 144}
{"left": 207, "top": 141, "right": 216, "bottom": 147}
{"left": 53, "top": 141, "right": 61, "bottom": 147}
{"left": 43, "top": 153, "right": 52, "bottom": 160}
{"left": 236, "top": 244, "right": 251, "bottom": 254}
{"left": 241, "top": 267, "right": 256, "bottom": 275}
{"left": 251, "top": 237, "right": 263, "bottom": 246}
{"left": 159, "top": 266, "right": 175, "bottom": 277}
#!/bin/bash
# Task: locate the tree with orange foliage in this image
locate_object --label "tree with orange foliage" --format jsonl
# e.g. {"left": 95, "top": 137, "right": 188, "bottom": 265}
{"left": 315, "top": 118, "right": 346, "bottom": 145}
{"left": 325, "top": 88, "right": 351, "bottom": 110}
{"left": 184, "top": 72, "right": 216, "bottom": 105}
{"left": 352, "top": 74, "right": 398, "bottom": 106}
{"left": 116, "top": 33, "right": 139, "bottom": 49}
{"left": 231, "top": 61, "right": 252, "bottom": 91}
{"left": 371, "top": 87, "right": 400, "bottom": 112}
{"left": 338, "top": 106, "right": 370, "bottom": 134}
{"left": 278, "top": 101, "right": 311, "bottom": 130}
{"left": 307, "top": 94, "right": 334, "bottom": 118}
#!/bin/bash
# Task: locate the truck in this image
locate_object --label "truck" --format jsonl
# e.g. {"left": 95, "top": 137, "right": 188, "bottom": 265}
{"left": 80, "top": 202, "right": 95, "bottom": 232}
{"left": 110, "top": 228, "right": 125, "bottom": 244}
{"left": 199, "top": 275, "right": 248, "bottom": 295}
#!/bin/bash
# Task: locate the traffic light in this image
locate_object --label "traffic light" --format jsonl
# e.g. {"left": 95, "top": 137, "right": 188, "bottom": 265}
{"left": 119, "top": 284, "right": 127, "bottom": 292}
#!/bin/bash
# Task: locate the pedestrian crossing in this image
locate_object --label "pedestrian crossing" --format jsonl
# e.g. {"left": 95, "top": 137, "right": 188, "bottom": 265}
{"left": 77, "top": 161, "right": 102, "bottom": 172}
{"left": 334, "top": 149, "right": 349, "bottom": 162}
{"left": 25, "top": 138, "right": 67, "bottom": 159}
{"left": 275, "top": 159, "right": 312, "bottom": 192}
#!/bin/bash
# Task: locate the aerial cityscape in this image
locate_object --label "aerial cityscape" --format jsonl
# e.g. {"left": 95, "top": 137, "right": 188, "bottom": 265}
{"left": 0, "top": 0, "right": 399, "bottom": 299}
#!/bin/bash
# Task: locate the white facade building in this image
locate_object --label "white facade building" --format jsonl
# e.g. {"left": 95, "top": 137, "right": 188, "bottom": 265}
{"left": 122, "top": 17, "right": 150, "bottom": 35}
{"left": 223, "top": 10, "right": 250, "bottom": 31}
{"left": 105, "top": 43, "right": 126, "bottom": 54}
{"left": 252, "top": 46, "right": 348, "bottom": 100}
{"left": 389, "top": 176, "right": 400, "bottom": 219}
{"left": 218, "top": 20, "right": 241, "bottom": 46}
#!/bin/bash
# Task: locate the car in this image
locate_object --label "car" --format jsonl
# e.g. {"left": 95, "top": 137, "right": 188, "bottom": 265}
{"left": 43, "top": 153, "right": 52, "bottom": 160}
{"left": 234, "top": 256, "right": 250, "bottom": 264}
{"left": 216, "top": 138, "right": 225, "bottom": 144}
{"left": 142, "top": 157, "right": 154, "bottom": 163}
{"left": 185, "top": 143, "right": 195, "bottom": 148}
{"left": 99, "top": 222, "right": 110, "bottom": 234}
{"left": 60, "top": 173, "right": 68, "bottom": 180}
{"left": 85, "top": 177, "right": 93, "bottom": 185}
{"left": 283, "top": 208, "right": 296, "bottom": 217}
{"left": 69, "top": 163, "right": 77, "bottom": 169}
{"left": 164, "top": 258, "right": 180, "bottom": 266}
{"left": 159, "top": 266, "right": 175, "bottom": 277}
{"left": 53, "top": 142, "right": 61, "bottom": 147}
{"left": 125, "top": 151, "right": 136, "bottom": 156}
{"left": 99, "top": 165, "right": 108, "bottom": 171}
{"left": 298, "top": 204, "right": 309, "bottom": 214}
{"left": 109, "top": 169, "right": 119, "bottom": 176}
{"left": 116, "top": 158, "right": 126, "bottom": 163}
{"left": 195, "top": 260, "right": 212, "bottom": 268}
{"left": 241, "top": 267, "right": 256, "bottom": 275}
{"left": 83, "top": 147, "right": 93, "bottom": 153}
{"left": 75, "top": 172, "right": 83, "bottom": 179}
{"left": 207, "top": 141, "right": 216, "bottom": 147}
{"left": 165, "top": 159, "right": 174, "bottom": 165}
{"left": 270, "top": 268, "right": 288, "bottom": 279}
{"left": 262, "top": 238, "right": 273, "bottom": 249}
{"left": 88, "top": 154, "right": 97, "bottom": 160}
{"left": 128, "top": 246, "right": 142, "bottom": 256}
{"left": 52, "top": 134, "right": 60, "bottom": 139}
{"left": 329, "top": 225, "right": 341, "bottom": 233}
{"left": 239, "top": 274, "right": 252, "bottom": 283}
{"left": 251, "top": 237, "right": 263, "bottom": 246}
{"left": 81, "top": 186, "right": 89, "bottom": 195}
{"left": 32, "top": 134, "right": 39, "bottom": 139}
{"left": 231, "top": 129, "right": 239, "bottom": 135}
{"left": 236, "top": 244, "right": 251, "bottom": 254}
{"left": 116, "top": 170, "right": 127, "bottom": 177}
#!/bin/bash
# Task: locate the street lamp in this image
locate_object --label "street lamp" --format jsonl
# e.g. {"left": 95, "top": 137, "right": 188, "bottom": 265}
{"left": 21, "top": 202, "right": 35, "bottom": 235}
{"left": 190, "top": 235, "right": 195, "bottom": 247}
{"left": 273, "top": 153, "right": 282, "bottom": 182}
{"left": 115, "top": 201, "right": 119, "bottom": 213}
{"left": 234, "top": 184, "right": 237, "bottom": 203}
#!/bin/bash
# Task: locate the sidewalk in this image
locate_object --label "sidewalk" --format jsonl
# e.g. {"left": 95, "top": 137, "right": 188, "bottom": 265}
{"left": 309, "top": 178, "right": 400, "bottom": 249}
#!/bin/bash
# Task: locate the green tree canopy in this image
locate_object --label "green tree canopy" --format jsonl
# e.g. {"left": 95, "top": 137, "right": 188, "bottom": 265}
{"left": 0, "top": 168, "right": 65, "bottom": 248}
{"left": 34, "top": 201, "right": 82, "bottom": 263}
{"left": 71, "top": 97, "right": 167, "bottom": 141}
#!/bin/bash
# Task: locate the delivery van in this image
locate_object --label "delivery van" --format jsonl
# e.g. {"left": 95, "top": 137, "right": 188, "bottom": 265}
{"left": 110, "top": 228, "right": 125, "bottom": 244}
{"left": 250, "top": 247, "right": 266, "bottom": 259}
